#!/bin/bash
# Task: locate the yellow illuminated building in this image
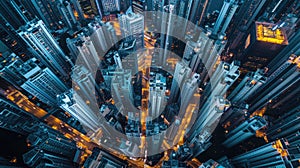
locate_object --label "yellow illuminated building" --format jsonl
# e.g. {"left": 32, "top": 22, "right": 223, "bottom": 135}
{"left": 256, "top": 22, "right": 288, "bottom": 45}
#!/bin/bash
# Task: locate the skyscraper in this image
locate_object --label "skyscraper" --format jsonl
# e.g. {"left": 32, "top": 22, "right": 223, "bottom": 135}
{"left": 266, "top": 105, "right": 300, "bottom": 141}
{"left": 0, "top": 98, "right": 39, "bottom": 135}
{"left": 227, "top": 69, "right": 266, "bottom": 105}
{"left": 19, "top": 58, "right": 68, "bottom": 106}
{"left": 230, "top": 133, "right": 300, "bottom": 167}
{"left": 222, "top": 116, "right": 267, "bottom": 148}
{"left": 210, "top": 0, "right": 242, "bottom": 40}
{"left": 0, "top": 53, "right": 26, "bottom": 87}
{"left": 18, "top": 19, "right": 71, "bottom": 77}
{"left": 119, "top": 9, "right": 144, "bottom": 49}
{"left": 67, "top": 32, "right": 100, "bottom": 73}
{"left": 246, "top": 55, "right": 300, "bottom": 113}
{"left": 58, "top": 89, "right": 101, "bottom": 131}
{"left": 237, "top": 22, "right": 288, "bottom": 73}
{"left": 21, "top": 0, "right": 76, "bottom": 30}
{"left": 189, "top": 96, "right": 230, "bottom": 142}
{"left": 23, "top": 126, "right": 78, "bottom": 168}
{"left": 200, "top": 61, "right": 240, "bottom": 107}
{"left": 84, "top": 147, "right": 127, "bottom": 168}
{"left": 101, "top": 0, "right": 121, "bottom": 14}
{"left": 168, "top": 61, "right": 192, "bottom": 103}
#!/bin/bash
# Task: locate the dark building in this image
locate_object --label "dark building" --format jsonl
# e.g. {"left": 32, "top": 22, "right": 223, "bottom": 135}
{"left": 238, "top": 22, "right": 288, "bottom": 74}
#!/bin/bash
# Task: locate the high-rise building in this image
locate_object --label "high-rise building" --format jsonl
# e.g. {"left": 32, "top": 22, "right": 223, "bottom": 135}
{"left": 0, "top": 98, "right": 39, "bottom": 135}
{"left": 177, "top": 73, "right": 200, "bottom": 119}
{"left": 23, "top": 126, "right": 78, "bottom": 168}
{"left": 67, "top": 32, "right": 100, "bottom": 73}
{"left": 266, "top": 105, "right": 300, "bottom": 141}
{"left": 237, "top": 22, "right": 288, "bottom": 73}
{"left": 26, "top": 126, "right": 78, "bottom": 158}
{"left": 58, "top": 89, "right": 101, "bottom": 131}
{"left": 18, "top": 19, "right": 71, "bottom": 77}
{"left": 57, "top": 0, "right": 79, "bottom": 30}
{"left": 0, "top": 12, "right": 30, "bottom": 58}
{"left": 226, "top": 0, "right": 267, "bottom": 52}
{"left": 189, "top": 96, "right": 230, "bottom": 142}
{"left": 210, "top": 0, "right": 242, "bottom": 40}
{"left": 0, "top": 53, "right": 26, "bottom": 87}
{"left": 71, "top": 65, "right": 101, "bottom": 103}
{"left": 246, "top": 55, "right": 300, "bottom": 113}
{"left": 227, "top": 69, "right": 266, "bottom": 105}
{"left": 0, "top": 0, "right": 31, "bottom": 30}
{"left": 101, "top": 0, "right": 121, "bottom": 14}
{"left": 84, "top": 147, "right": 127, "bottom": 168}
{"left": 222, "top": 116, "right": 267, "bottom": 148}
{"left": 88, "top": 21, "right": 118, "bottom": 56}
{"left": 230, "top": 133, "right": 300, "bottom": 167}
{"left": 21, "top": 0, "right": 76, "bottom": 30}
{"left": 200, "top": 61, "right": 240, "bottom": 107}
{"left": 168, "top": 61, "right": 191, "bottom": 103}
{"left": 119, "top": 9, "right": 144, "bottom": 49}
{"left": 19, "top": 58, "right": 68, "bottom": 106}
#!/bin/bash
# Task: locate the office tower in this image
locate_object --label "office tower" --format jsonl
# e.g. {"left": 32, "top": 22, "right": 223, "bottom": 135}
{"left": 68, "top": 0, "right": 85, "bottom": 22}
{"left": 19, "top": 58, "right": 68, "bottom": 106}
{"left": 26, "top": 126, "right": 78, "bottom": 158}
{"left": 189, "top": 96, "right": 230, "bottom": 143}
{"left": 23, "top": 126, "right": 78, "bottom": 168}
{"left": 211, "top": 0, "right": 242, "bottom": 39}
{"left": 201, "top": 61, "right": 239, "bottom": 106}
{"left": 230, "top": 133, "right": 300, "bottom": 167}
{"left": 0, "top": 13, "right": 30, "bottom": 58}
{"left": 21, "top": 0, "right": 74, "bottom": 30}
{"left": 146, "top": 121, "right": 166, "bottom": 155}
{"left": 191, "top": 131, "right": 213, "bottom": 158}
{"left": 0, "top": 0, "right": 31, "bottom": 30}
{"left": 110, "top": 68, "right": 135, "bottom": 115}
{"left": 0, "top": 53, "right": 26, "bottom": 87}
{"left": 227, "top": 69, "right": 266, "bottom": 104}
{"left": 182, "top": 40, "right": 202, "bottom": 72}
{"left": 58, "top": 89, "right": 101, "bottom": 131}
{"left": 71, "top": 65, "right": 101, "bottom": 103}
{"left": 166, "top": 117, "right": 182, "bottom": 142}
{"left": 149, "top": 87, "right": 165, "bottom": 118}
{"left": 177, "top": 145, "right": 193, "bottom": 161}
{"left": 238, "top": 22, "right": 288, "bottom": 73}
{"left": 67, "top": 32, "right": 100, "bottom": 73}
{"left": 78, "top": 0, "right": 98, "bottom": 16}
{"left": 177, "top": 0, "right": 193, "bottom": 19}
{"left": 183, "top": 33, "right": 225, "bottom": 84}
{"left": 23, "top": 148, "right": 76, "bottom": 168}
{"left": 57, "top": 0, "right": 78, "bottom": 30}
{"left": 84, "top": 147, "right": 127, "bottom": 168}
{"left": 266, "top": 105, "right": 300, "bottom": 141}
{"left": 222, "top": 116, "right": 267, "bottom": 148}
{"left": 119, "top": 9, "right": 144, "bottom": 49}
{"left": 219, "top": 103, "right": 249, "bottom": 130}
{"left": 246, "top": 55, "right": 300, "bottom": 113}
{"left": 267, "top": 30, "right": 300, "bottom": 75}
{"left": 189, "top": 0, "right": 210, "bottom": 25}
{"left": 177, "top": 73, "right": 200, "bottom": 119}
{"left": 168, "top": 61, "right": 192, "bottom": 103}
{"left": 0, "top": 98, "right": 38, "bottom": 135}
{"left": 132, "top": 0, "right": 144, "bottom": 14}
{"left": 226, "top": 0, "right": 267, "bottom": 52}
{"left": 88, "top": 17, "right": 119, "bottom": 51}
{"left": 18, "top": 19, "right": 71, "bottom": 77}
{"left": 101, "top": 0, "right": 121, "bottom": 14}
{"left": 158, "top": 4, "right": 177, "bottom": 65}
